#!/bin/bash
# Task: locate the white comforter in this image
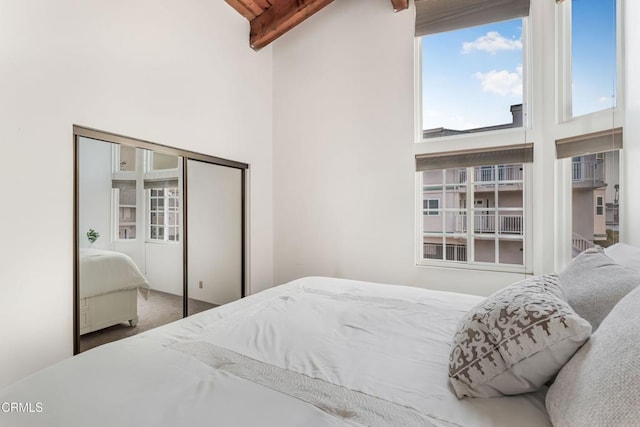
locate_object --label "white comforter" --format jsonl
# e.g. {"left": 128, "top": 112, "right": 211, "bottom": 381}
{"left": 0, "top": 277, "right": 551, "bottom": 427}
{"left": 79, "top": 249, "right": 150, "bottom": 299}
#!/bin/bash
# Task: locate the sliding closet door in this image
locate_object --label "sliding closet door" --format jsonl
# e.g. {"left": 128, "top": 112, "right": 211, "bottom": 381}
{"left": 186, "top": 159, "right": 243, "bottom": 315}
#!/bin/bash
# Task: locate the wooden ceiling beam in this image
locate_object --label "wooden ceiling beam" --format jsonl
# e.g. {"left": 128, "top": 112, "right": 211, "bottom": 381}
{"left": 390, "top": 0, "right": 408, "bottom": 12}
{"left": 252, "top": 0, "right": 273, "bottom": 8}
{"left": 225, "top": 0, "right": 257, "bottom": 20}
{"left": 249, "top": 0, "right": 335, "bottom": 50}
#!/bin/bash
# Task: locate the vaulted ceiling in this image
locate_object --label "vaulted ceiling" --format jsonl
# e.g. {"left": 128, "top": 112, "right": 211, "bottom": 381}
{"left": 225, "top": 0, "right": 409, "bottom": 50}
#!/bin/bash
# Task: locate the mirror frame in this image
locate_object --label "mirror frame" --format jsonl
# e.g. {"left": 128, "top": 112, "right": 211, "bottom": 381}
{"left": 73, "top": 125, "right": 248, "bottom": 355}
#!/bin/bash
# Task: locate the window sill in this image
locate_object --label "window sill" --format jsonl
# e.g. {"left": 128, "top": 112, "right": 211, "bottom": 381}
{"left": 145, "top": 240, "right": 180, "bottom": 245}
{"left": 416, "top": 259, "right": 531, "bottom": 275}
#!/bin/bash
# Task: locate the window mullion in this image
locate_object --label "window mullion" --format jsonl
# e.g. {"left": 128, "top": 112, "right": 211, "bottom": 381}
{"left": 467, "top": 167, "right": 475, "bottom": 263}
{"left": 494, "top": 166, "right": 500, "bottom": 264}
{"left": 441, "top": 169, "right": 446, "bottom": 260}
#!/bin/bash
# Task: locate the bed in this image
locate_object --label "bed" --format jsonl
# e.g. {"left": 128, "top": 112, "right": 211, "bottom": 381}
{"left": 2, "top": 246, "right": 639, "bottom": 426}
{"left": 79, "top": 249, "right": 150, "bottom": 335}
{"left": 1, "top": 276, "right": 550, "bottom": 426}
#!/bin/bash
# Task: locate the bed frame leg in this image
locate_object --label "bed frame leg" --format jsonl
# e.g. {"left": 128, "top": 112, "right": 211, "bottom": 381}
{"left": 129, "top": 317, "right": 139, "bottom": 327}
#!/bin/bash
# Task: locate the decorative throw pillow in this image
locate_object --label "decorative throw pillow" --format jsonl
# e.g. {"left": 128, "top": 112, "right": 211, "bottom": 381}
{"left": 558, "top": 246, "right": 640, "bottom": 331}
{"left": 449, "top": 274, "right": 592, "bottom": 399}
{"left": 546, "top": 285, "right": 640, "bottom": 426}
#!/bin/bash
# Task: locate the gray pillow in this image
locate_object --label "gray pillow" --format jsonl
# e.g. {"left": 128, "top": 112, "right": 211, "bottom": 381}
{"left": 559, "top": 246, "right": 640, "bottom": 331}
{"left": 604, "top": 242, "right": 640, "bottom": 273}
{"left": 449, "top": 274, "right": 592, "bottom": 398}
{"left": 546, "top": 285, "right": 640, "bottom": 426}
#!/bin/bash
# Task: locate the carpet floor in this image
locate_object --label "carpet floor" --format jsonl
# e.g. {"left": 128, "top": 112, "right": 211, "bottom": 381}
{"left": 80, "top": 290, "right": 217, "bottom": 353}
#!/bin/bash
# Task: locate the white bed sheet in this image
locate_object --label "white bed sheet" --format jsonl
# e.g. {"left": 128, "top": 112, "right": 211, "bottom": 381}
{"left": 79, "top": 249, "right": 150, "bottom": 299}
{"left": 0, "top": 276, "right": 551, "bottom": 427}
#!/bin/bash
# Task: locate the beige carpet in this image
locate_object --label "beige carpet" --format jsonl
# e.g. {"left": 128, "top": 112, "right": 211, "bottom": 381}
{"left": 80, "top": 290, "right": 217, "bottom": 353}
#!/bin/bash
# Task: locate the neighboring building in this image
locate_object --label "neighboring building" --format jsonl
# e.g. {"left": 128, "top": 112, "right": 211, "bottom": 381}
{"left": 423, "top": 104, "right": 523, "bottom": 139}
{"left": 422, "top": 103, "right": 620, "bottom": 261}
{"left": 422, "top": 164, "right": 524, "bottom": 264}
{"left": 422, "top": 104, "right": 525, "bottom": 265}
{"left": 571, "top": 151, "right": 620, "bottom": 255}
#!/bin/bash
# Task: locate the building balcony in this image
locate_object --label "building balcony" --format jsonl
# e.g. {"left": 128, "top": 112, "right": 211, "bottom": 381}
{"left": 455, "top": 214, "right": 523, "bottom": 235}
{"left": 452, "top": 164, "right": 523, "bottom": 185}
{"left": 423, "top": 242, "right": 468, "bottom": 261}
{"left": 572, "top": 159, "right": 605, "bottom": 188}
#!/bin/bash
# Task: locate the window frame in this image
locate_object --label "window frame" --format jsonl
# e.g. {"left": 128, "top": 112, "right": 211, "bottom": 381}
{"left": 554, "top": 0, "right": 625, "bottom": 267}
{"left": 556, "top": 0, "right": 623, "bottom": 124}
{"left": 414, "top": 16, "right": 533, "bottom": 273}
{"left": 415, "top": 163, "right": 533, "bottom": 273}
{"left": 414, "top": 1, "right": 625, "bottom": 274}
{"left": 111, "top": 145, "right": 139, "bottom": 243}
{"left": 596, "top": 195, "right": 605, "bottom": 216}
{"left": 423, "top": 198, "right": 440, "bottom": 216}
{"left": 147, "top": 187, "right": 181, "bottom": 244}
{"left": 112, "top": 186, "right": 138, "bottom": 241}
{"left": 414, "top": 17, "right": 531, "bottom": 144}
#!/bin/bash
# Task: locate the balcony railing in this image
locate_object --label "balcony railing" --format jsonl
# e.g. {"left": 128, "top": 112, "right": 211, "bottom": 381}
{"left": 423, "top": 243, "right": 467, "bottom": 261}
{"left": 453, "top": 165, "right": 523, "bottom": 184}
{"left": 572, "top": 232, "right": 595, "bottom": 254}
{"left": 456, "top": 214, "right": 523, "bottom": 235}
{"left": 572, "top": 160, "right": 604, "bottom": 183}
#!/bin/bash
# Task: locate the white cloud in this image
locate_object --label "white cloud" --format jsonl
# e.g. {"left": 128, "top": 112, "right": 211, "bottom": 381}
{"left": 598, "top": 95, "right": 615, "bottom": 103}
{"left": 462, "top": 31, "right": 522, "bottom": 54}
{"left": 474, "top": 65, "right": 523, "bottom": 97}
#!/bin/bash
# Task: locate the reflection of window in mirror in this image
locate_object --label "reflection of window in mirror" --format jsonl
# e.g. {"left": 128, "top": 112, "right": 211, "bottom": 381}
{"left": 152, "top": 152, "right": 179, "bottom": 170}
{"left": 118, "top": 145, "right": 137, "bottom": 172}
{"left": 116, "top": 186, "right": 137, "bottom": 240}
{"left": 148, "top": 187, "right": 180, "bottom": 243}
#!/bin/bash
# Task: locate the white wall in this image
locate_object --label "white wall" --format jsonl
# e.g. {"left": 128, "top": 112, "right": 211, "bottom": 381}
{"left": 272, "top": 0, "right": 529, "bottom": 295}
{"left": 145, "top": 243, "right": 183, "bottom": 296}
{"left": 623, "top": 1, "right": 640, "bottom": 245}
{"left": 0, "top": 0, "right": 273, "bottom": 388}
{"left": 78, "top": 137, "right": 113, "bottom": 250}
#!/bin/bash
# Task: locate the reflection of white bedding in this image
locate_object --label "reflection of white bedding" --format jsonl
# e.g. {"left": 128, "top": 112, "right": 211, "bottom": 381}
{"left": 79, "top": 249, "right": 150, "bottom": 299}
{"left": 0, "top": 277, "right": 551, "bottom": 426}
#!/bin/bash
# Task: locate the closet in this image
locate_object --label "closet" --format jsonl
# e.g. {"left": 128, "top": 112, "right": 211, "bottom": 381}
{"left": 73, "top": 126, "right": 246, "bottom": 353}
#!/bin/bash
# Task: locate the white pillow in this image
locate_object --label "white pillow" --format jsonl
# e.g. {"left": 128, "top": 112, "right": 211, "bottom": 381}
{"left": 448, "top": 274, "right": 592, "bottom": 398}
{"left": 604, "top": 242, "right": 640, "bottom": 273}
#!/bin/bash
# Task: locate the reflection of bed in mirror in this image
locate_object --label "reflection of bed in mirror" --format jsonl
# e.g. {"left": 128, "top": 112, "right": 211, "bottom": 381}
{"left": 79, "top": 249, "right": 150, "bottom": 335}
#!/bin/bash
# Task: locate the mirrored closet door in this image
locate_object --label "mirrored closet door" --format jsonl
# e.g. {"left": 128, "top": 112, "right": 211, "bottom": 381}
{"left": 74, "top": 126, "right": 247, "bottom": 354}
{"left": 186, "top": 159, "right": 243, "bottom": 316}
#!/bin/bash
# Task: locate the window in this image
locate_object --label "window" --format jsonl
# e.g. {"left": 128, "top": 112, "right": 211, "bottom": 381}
{"left": 112, "top": 145, "right": 138, "bottom": 241}
{"left": 118, "top": 145, "right": 137, "bottom": 172}
{"left": 151, "top": 152, "right": 179, "bottom": 170}
{"left": 570, "top": 0, "right": 617, "bottom": 117}
{"left": 596, "top": 196, "right": 604, "bottom": 216}
{"left": 423, "top": 198, "right": 440, "bottom": 216}
{"left": 557, "top": 131, "right": 621, "bottom": 256}
{"left": 556, "top": 2, "right": 622, "bottom": 261}
{"left": 420, "top": 18, "right": 525, "bottom": 138}
{"left": 149, "top": 188, "right": 180, "bottom": 242}
{"left": 116, "top": 186, "right": 137, "bottom": 240}
{"left": 419, "top": 162, "right": 527, "bottom": 268}
{"left": 569, "top": 151, "right": 619, "bottom": 253}
{"left": 414, "top": 0, "right": 624, "bottom": 272}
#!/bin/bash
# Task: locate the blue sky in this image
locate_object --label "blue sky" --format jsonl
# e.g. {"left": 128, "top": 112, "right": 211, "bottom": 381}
{"left": 572, "top": 0, "right": 617, "bottom": 117}
{"left": 422, "top": 0, "right": 616, "bottom": 131}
